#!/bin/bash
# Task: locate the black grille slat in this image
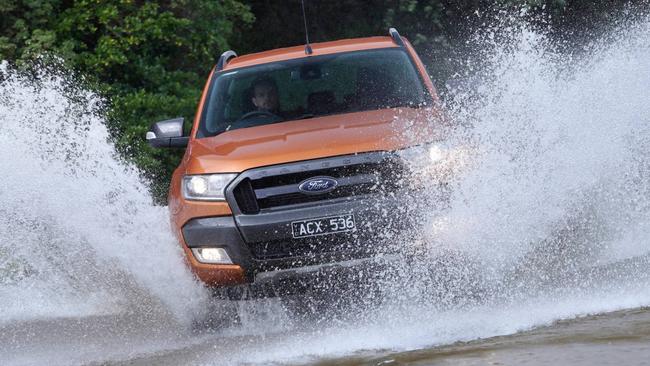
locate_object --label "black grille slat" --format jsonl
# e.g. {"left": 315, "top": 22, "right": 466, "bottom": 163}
{"left": 250, "top": 163, "right": 391, "bottom": 190}
{"left": 258, "top": 183, "right": 378, "bottom": 209}
{"left": 254, "top": 174, "right": 379, "bottom": 200}
{"left": 232, "top": 178, "right": 259, "bottom": 214}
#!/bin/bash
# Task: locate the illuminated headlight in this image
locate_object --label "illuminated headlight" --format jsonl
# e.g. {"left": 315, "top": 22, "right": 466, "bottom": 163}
{"left": 397, "top": 142, "right": 451, "bottom": 165}
{"left": 191, "top": 247, "right": 233, "bottom": 264}
{"left": 182, "top": 174, "right": 237, "bottom": 201}
{"left": 427, "top": 144, "right": 446, "bottom": 163}
{"left": 396, "top": 142, "right": 470, "bottom": 185}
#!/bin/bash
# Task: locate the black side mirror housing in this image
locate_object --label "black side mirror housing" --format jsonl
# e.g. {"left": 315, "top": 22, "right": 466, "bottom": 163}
{"left": 146, "top": 117, "right": 189, "bottom": 148}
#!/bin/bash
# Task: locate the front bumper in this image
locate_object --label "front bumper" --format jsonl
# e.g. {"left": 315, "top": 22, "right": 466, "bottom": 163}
{"left": 212, "top": 254, "right": 400, "bottom": 300}
{"left": 181, "top": 192, "right": 416, "bottom": 287}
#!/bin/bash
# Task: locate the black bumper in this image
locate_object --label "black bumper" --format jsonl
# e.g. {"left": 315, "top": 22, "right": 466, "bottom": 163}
{"left": 181, "top": 193, "right": 414, "bottom": 284}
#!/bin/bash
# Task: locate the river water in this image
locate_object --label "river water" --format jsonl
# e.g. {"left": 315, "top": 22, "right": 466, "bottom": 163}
{"left": 1, "top": 12, "right": 650, "bottom": 366}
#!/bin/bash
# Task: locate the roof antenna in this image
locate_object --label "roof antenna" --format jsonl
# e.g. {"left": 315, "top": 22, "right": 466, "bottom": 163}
{"left": 301, "top": 0, "right": 313, "bottom": 55}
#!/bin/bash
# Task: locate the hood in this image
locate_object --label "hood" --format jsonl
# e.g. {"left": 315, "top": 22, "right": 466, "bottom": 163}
{"left": 185, "top": 107, "right": 441, "bottom": 174}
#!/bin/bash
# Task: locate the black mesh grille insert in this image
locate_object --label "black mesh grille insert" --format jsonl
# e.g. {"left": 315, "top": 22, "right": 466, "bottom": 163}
{"left": 231, "top": 153, "right": 405, "bottom": 214}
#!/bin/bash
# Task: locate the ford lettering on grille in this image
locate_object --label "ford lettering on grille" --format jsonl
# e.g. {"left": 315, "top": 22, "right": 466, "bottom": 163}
{"left": 298, "top": 177, "right": 338, "bottom": 194}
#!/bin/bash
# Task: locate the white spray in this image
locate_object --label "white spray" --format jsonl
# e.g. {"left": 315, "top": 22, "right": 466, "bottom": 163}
{"left": 0, "top": 63, "right": 206, "bottom": 326}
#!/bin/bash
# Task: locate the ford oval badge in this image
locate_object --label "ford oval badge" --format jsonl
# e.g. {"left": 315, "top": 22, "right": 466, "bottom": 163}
{"left": 298, "top": 177, "right": 338, "bottom": 194}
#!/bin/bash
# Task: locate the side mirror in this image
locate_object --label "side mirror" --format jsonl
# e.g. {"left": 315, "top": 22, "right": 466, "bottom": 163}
{"left": 146, "top": 117, "right": 189, "bottom": 148}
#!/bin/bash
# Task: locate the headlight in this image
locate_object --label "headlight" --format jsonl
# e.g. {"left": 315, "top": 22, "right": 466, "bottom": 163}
{"left": 428, "top": 144, "right": 446, "bottom": 163}
{"left": 397, "top": 142, "right": 451, "bottom": 166}
{"left": 396, "top": 142, "right": 469, "bottom": 185}
{"left": 182, "top": 173, "right": 237, "bottom": 201}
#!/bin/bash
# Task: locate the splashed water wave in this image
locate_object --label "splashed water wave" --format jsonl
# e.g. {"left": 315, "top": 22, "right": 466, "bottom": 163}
{"left": 0, "top": 63, "right": 206, "bottom": 326}
{"left": 1, "top": 11, "right": 650, "bottom": 366}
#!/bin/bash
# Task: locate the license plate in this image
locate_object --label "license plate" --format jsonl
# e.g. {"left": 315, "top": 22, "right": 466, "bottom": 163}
{"left": 291, "top": 214, "right": 356, "bottom": 239}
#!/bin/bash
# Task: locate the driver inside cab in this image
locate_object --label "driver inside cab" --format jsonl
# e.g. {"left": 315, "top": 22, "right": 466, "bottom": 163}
{"left": 225, "top": 76, "right": 286, "bottom": 131}
{"left": 251, "top": 77, "right": 281, "bottom": 115}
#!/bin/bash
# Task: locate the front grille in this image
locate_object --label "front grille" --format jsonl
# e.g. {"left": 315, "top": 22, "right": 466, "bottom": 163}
{"left": 229, "top": 152, "right": 405, "bottom": 214}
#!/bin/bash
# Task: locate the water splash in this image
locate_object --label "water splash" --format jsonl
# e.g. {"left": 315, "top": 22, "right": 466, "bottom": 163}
{"left": 219, "top": 13, "right": 650, "bottom": 365}
{"left": 433, "top": 13, "right": 650, "bottom": 292}
{"left": 0, "top": 63, "right": 206, "bottom": 326}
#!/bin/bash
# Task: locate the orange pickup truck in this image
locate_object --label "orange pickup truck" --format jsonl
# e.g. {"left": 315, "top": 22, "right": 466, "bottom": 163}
{"left": 147, "top": 28, "right": 447, "bottom": 298}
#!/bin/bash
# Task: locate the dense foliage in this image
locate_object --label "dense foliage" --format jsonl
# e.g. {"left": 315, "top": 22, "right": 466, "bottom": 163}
{"left": 0, "top": 0, "right": 638, "bottom": 201}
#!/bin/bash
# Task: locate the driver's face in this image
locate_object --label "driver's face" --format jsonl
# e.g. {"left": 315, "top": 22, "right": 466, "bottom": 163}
{"left": 252, "top": 84, "right": 279, "bottom": 111}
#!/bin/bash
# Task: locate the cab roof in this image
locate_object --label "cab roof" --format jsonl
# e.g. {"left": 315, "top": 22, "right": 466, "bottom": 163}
{"left": 223, "top": 36, "right": 400, "bottom": 71}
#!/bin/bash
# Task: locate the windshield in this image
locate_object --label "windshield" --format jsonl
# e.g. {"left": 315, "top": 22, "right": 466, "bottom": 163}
{"left": 197, "top": 48, "right": 430, "bottom": 138}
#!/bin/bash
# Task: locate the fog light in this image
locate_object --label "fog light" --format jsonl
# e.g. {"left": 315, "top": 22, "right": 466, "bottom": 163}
{"left": 191, "top": 247, "right": 233, "bottom": 264}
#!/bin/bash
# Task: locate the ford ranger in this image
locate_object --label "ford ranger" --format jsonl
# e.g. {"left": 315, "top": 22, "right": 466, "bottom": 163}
{"left": 146, "top": 28, "right": 448, "bottom": 298}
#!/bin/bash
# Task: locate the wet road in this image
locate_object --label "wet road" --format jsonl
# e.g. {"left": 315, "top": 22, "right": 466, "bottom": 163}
{"left": 319, "top": 307, "right": 650, "bottom": 366}
{"left": 94, "top": 307, "right": 650, "bottom": 366}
